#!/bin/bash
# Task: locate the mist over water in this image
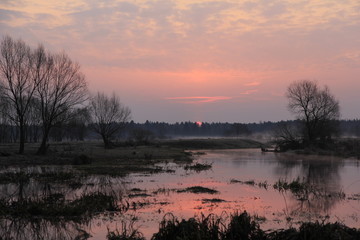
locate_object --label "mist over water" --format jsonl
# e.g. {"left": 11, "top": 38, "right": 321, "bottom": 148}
{"left": 1, "top": 149, "right": 359, "bottom": 239}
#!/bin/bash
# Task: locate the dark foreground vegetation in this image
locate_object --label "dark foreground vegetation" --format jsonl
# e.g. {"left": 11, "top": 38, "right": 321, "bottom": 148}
{"left": 0, "top": 192, "right": 118, "bottom": 220}
{"left": 107, "top": 211, "right": 360, "bottom": 240}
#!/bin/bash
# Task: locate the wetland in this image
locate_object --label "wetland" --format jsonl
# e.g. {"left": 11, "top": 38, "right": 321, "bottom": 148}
{"left": 0, "top": 140, "right": 359, "bottom": 239}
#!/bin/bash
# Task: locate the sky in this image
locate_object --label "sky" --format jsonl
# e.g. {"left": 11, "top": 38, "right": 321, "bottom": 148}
{"left": 1, "top": 0, "right": 359, "bottom": 123}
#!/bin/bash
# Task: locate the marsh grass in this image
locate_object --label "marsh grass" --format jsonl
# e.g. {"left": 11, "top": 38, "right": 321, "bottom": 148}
{"left": 0, "top": 192, "right": 120, "bottom": 220}
{"left": 163, "top": 138, "right": 263, "bottom": 150}
{"left": 107, "top": 220, "right": 145, "bottom": 240}
{"left": 267, "top": 222, "right": 360, "bottom": 240}
{"left": 202, "top": 198, "right": 226, "bottom": 203}
{"left": 273, "top": 178, "right": 308, "bottom": 193}
{"left": 273, "top": 178, "right": 346, "bottom": 201}
{"left": 230, "top": 179, "right": 269, "bottom": 189}
{"left": 138, "top": 211, "right": 360, "bottom": 240}
{"left": 177, "top": 186, "right": 219, "bottom": 194}
{"left": 128, "top": 193, "right": 152, "bottom": 198}
{"left": 152, "top": 212, "right": 227, "bottom": 240}
{"left": 184, "top": 163, "right": 212, "bottom": 172}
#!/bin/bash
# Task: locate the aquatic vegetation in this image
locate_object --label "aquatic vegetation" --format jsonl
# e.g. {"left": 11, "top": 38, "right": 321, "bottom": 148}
{"left": 268, "top": 222, "right": 360, "bottom": 240}
{"left": 348, "top": 194, "right": 360, "bottom": 200}
{"left": 107, "top": 220, "right": 145, "bottom": 240}
{"left": 273, "top": 178, "right": 346, "bottom": 201}
{"left": 178, "top": 186, "right": 219, "bottom": 194}
{"left": 152, "top": 213, "right": 226, "bottom": 240}
{"left": 225, "top": 211, "right": 265, "bottom": 240}
{"left": 130, "top": 188, "right": 145, "bottom": 192}
{"left": 164, "top": 138, "right": 263, "bottom": 149}
{"left": 273, "top": 178, "right": 308, "bottom": 193}
{"left": 184, "top": 163, "right": 212, "bottom": 172}
{"left": 230, "top": 179, "right": 269, "bottom": 189}
{"left": 202, "top": 198, "right": 226, "bottom": 204}
{"left": 0, "top": 192, "right": 120, "bottom": 220}
{"left": 128, "top": 193, "right": 152, "bottom": 198}
{"left": 146, "top": 212, "right": 360, "bottom": 240}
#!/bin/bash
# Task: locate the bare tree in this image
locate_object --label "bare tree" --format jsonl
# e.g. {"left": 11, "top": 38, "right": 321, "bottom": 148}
{"left": 64, "top": 107, "right": 90, "bottom": 141}
{"left": 286, "top": 80, "right": 340, "bottom": 143}
{"left": 24, "top": 96, "right": 41, "bottom": 143}
{"left": 90, "top": 92, "right": 131, "bottom": 148}
{"left": 0, "top": 36, "right": 41, "bottom": 153}
{"left": 35, "top": 52, "right": 88, "bottom": 154}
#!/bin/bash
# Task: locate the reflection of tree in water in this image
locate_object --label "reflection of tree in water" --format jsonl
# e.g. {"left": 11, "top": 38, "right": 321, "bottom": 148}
{"left": 0, "top": 218, "right": 90, "bottom": 240}
{"left": 273, "top": 154, "right": 345, "bottom": 220}
{"left": 0, "top": 166, "right": 128, "bottom": 240}
{"left": 0, "top": 167, "right": 126, "bottom": 201}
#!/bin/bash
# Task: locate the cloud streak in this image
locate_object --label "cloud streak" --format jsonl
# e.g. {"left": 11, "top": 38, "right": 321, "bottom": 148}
{"left": 166, "top": 90, "right": 258, "bottom": 104}
{"left": 166, "top": 96, "right": 232, "bottom": 104}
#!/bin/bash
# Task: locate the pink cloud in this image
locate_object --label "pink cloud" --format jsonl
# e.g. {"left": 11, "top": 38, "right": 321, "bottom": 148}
{"left": 244, "top": 81, "right": 261, "bottom": 86}
{"left": 166, "top": 96, "right": 232, "bottom": 104}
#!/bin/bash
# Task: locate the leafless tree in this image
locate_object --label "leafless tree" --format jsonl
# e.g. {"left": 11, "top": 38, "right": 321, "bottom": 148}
{"left": 35, "top": 52, "right": 88, "bottom": 154}
{"left": 24, "top": 97, "right": 41, "bottom": 143}
{"left": 90, "top": 92, "right": 131, "bottom": 148}
{"left": 286, "top": 80, "right": 340, "bottom": 143}
{"left": 0, "top": 36, "right": 41, "bottom": 153}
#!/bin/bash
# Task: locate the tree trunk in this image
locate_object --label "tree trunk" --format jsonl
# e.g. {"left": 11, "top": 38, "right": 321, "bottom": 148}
{"left": 19, "top": 122, "right": 25, "bottom": 154}
{"left": 37, "top": 128, "right": 50, "bottom": 155}
{"left": 102, "top": 135, "right": 113, "bottom": 149}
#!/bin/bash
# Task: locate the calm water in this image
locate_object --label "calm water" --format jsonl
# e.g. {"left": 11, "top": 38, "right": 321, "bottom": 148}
{"left": 1, "top": 149, "right": 360, "bottom": 239}
{"left": 108, "top": 149, "right": 360, "bottom": 239}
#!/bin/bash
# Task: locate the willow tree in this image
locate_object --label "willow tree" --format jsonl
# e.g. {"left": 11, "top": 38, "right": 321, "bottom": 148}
{"left": 286, "top": 80, "right": 340, "bottom": 143}
{"left": 89, "top": 92, "right": 131, "bottom": 148}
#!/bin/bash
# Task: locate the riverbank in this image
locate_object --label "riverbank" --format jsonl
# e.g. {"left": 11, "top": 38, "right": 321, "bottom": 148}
{"left": 0, "top": 138, "right": 264, "bottom": 175}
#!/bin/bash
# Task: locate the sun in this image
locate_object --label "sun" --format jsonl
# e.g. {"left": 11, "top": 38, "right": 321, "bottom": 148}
{"left": 195, "top": 121, "right": 202, "bottom": 127}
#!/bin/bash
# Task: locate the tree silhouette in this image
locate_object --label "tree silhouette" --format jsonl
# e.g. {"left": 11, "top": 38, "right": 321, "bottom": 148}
{"left": 90, "top": 92, "right": 131, "bottom": 148}
{"left": 286, "top": 80, "right": 340, "bottom": 144}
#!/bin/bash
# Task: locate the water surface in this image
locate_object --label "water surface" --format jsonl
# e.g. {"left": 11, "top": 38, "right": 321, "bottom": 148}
{"left": 117, "top": 149, "right": 360, "bottom": 239}
{"left": 1, "top": 149, "right": 360, "bottom": 239}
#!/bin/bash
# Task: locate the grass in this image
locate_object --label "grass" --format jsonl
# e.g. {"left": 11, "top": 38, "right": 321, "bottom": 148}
{"left": 202, "top": 198, "right": 226, "bottom": 203}
{"left": 162, "top": 138, "right": 263, "bottom": 150}
{"left": 230, "top": 179, "right": 269, "bottom": 189}
{"left": 122, "top": 211, "right": 360, "bottom": 240}
{"left": 152, "top": 213, "right": 227, "bottom": 240}
{"left": 0, "top": 138, "right": 263, "bottom": 177}
{"left": 128, "top": 193, "right": 152, "bottom": 198}
{"left": 0, "top": 192, "right": 120, "bottom": 221}
{"left": 107, "top": 221, "right": 145, "bottom": 240}
{"left": 177, "top": 186, "right": 219, "bottom": 194}
{"left": 273, "top": 178, "right": 309, "bottom": 193}
{"left": 184, "top": 163, "right": 212, "bottom": 172}
{"left": 273, "top": 178, "right": 346, "bottom": 201}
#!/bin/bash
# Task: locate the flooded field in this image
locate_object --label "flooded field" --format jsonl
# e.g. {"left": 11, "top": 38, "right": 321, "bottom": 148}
{"left": 121, "top": 149, "right": 360, "bottom": 239}
{"left": 1, "top": 149, "right": 360, "bottom": 239}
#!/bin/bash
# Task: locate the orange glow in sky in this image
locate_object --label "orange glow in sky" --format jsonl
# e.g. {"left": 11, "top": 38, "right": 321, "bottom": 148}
{"left": 1, "top": 0, "right": 360, "bottom": 122}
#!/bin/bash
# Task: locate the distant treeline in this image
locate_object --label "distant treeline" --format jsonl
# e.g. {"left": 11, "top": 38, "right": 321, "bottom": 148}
{"left": 1, "top": 118, "right": 359, "bottom": 143}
